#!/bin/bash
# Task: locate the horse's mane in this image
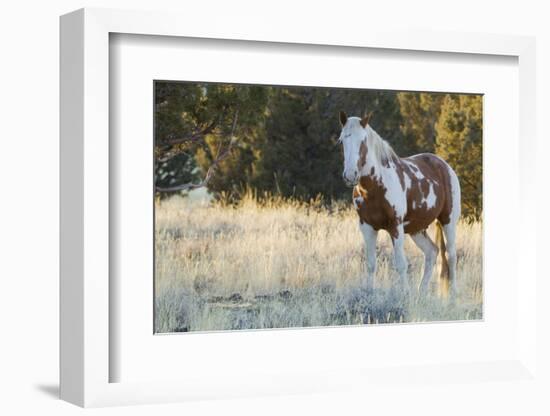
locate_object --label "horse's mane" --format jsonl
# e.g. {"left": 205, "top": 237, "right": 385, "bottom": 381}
{"left": 365, "top": 125, "right": 398, "bottom": 166}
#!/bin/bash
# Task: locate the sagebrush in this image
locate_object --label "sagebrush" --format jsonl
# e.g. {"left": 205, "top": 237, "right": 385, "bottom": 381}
{"left": 155, "top": 193, "right": 482, "bottom": 333}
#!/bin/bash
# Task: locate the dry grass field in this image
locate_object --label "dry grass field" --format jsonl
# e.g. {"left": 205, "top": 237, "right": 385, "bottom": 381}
{"left": 154, "top": 193, "right": 483, "bottom": 333}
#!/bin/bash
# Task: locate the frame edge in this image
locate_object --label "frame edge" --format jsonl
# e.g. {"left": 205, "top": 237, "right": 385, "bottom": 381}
{"left": 59, "top": 6, "right": 539, "bottom": 407}
{"left": 59, "top": 8, "right": 85, "bottom": 407}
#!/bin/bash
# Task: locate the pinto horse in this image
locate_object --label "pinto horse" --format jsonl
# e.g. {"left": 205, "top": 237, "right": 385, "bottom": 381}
{"left": 338, "top": 111, "right": 461, "bottom": 297}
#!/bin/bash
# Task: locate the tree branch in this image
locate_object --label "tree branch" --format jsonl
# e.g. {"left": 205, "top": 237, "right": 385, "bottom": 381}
{"left": 155, "top": 110, "right": 239, "bottom": 193}
{"left": 459, "top": 175, "right": 480, "bottom": 192}
{"left": 158, "top": 119, "right": 218, "bottom": 149}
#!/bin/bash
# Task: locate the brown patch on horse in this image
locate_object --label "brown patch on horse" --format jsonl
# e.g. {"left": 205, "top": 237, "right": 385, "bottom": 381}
{"left": 352, "top": 185, "right": 367, "bottom": 213}
{"left": 400, "top": 154, "right": 453, "bottom": 234}
{"left": 352, "top": 153, "right": 454, "bottom": 240}
{"left": 355, "top": 175, "right": 400, "bottom": 240}
{"left": 395, "top": 162, "right": 406, "bottom": 191}
{"left": 357, "top": 141, "right": 368, "bottom": 171}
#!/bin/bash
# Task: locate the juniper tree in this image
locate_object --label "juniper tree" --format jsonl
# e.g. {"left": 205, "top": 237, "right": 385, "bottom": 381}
{"left": 435, "top": 94, "right": 483, "bottom": 220}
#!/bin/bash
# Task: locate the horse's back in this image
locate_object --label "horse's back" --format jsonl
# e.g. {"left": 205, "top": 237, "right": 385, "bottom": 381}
{"left": 351, "top": 152, "right": 460, "bottom": 236}
{"left": 401, "top": 153, "right": 460, "bottom": 231}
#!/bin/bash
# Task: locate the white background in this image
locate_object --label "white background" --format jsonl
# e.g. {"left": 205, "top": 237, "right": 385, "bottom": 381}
{"left": 1, "top": 0, "right": 549, "bottom": 415}
{"left": 112, "top": 34, "right": 519, "bottom": 383}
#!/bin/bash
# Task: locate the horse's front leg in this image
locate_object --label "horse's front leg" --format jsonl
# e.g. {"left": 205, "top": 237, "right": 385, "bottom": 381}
{"left": 359, "top": 222, "right": 378, "bottom": 290}
{"left": 391, "top": 223, "right": 410, "bottom": 294}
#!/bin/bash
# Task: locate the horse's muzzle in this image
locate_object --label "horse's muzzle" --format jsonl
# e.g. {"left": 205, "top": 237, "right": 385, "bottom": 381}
{"left": 343, "top": 171, "right": 359, "bottom": 187}
{"left": 343, "top": 178, "right": 358, "bottom": 188}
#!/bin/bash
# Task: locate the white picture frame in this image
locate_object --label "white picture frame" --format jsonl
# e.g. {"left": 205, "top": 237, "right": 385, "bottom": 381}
{"left": 60, "top": 7, "right": 537, "bottom": 407}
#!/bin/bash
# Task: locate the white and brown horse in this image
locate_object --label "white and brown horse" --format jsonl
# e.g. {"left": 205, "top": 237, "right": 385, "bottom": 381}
{"left": 338, "top": 111, "right": 461, "bottom": 296}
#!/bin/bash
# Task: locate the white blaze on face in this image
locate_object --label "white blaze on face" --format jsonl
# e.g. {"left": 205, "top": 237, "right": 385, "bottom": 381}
{"left": 340, "top": 117, "right": 366, "bottom": 184}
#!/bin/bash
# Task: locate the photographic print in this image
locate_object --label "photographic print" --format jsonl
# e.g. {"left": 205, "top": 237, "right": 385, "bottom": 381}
{"left": 154, "top": 82, "right": 482, "bottom": 333}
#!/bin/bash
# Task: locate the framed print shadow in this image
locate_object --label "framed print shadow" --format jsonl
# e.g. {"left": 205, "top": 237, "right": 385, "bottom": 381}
{"left": 153, "top": 82, "right": 483, "bottom": 334}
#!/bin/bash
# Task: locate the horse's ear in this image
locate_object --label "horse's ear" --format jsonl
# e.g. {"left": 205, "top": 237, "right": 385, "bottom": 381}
{"left": 360, "top": 111, "right": 373, "bottom": 128}
{"left": 339, "top": 111, "right": 348, "bottom": 126}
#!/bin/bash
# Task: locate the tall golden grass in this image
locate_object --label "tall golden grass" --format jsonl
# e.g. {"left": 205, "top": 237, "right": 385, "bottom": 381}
{"left": 155, "top": 193, "right": 482, "bottom": 333}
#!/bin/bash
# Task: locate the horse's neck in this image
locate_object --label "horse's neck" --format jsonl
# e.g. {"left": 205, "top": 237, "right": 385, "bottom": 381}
{"left": 360, "top": 159, "right": 388, "bottom": 186}
{"left": 360, "top": 133, "right": 400, "bottom": 187}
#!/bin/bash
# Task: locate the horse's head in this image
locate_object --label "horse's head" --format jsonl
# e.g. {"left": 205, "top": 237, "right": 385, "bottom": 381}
{"left": 338, "top": 111, "right": 372, "bottom": 186}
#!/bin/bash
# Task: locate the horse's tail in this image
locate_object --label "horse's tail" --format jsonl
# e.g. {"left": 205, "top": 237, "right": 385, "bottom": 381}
{"left": 435, "top": 221, "right": 450, "bottom": 297}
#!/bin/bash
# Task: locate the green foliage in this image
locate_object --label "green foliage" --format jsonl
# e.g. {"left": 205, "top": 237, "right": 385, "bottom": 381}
{"left": 154, "top": 82, "right": 483, "bottom": 220}
{"left": 249, "top": 87, "right": 405, "bottom": 201}
{"left": 435, "top": 94, "right": 483, "bottom": 220}
{"left": 154, "top": 81, "right": 268, "bottom": 192}
{"left": 398, "top": 92, "right": 444, "bottom": 154}
{"left": 250, "top": 87, "right": 345, "bottom": 200}
{"left": 195, "top": 131, "right": 260, "bottom": 197}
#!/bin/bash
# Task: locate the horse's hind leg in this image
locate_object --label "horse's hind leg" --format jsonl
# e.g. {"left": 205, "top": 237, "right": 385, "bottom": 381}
{"left": 442, "top": 223, "right": 458, "bottom": 297}
{"left": 391, "top": 224, "right": 410, "bottom": 294}
{"left": 410, "top": 230, "right": 438, "bottom": 296}
{"left": 442, "top": 166, "right": 461, "bottom": 298}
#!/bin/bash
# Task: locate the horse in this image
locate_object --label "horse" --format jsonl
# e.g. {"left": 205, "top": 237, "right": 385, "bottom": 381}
{"left": 337, "top": 111, "right": 461, "bottom": 297}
